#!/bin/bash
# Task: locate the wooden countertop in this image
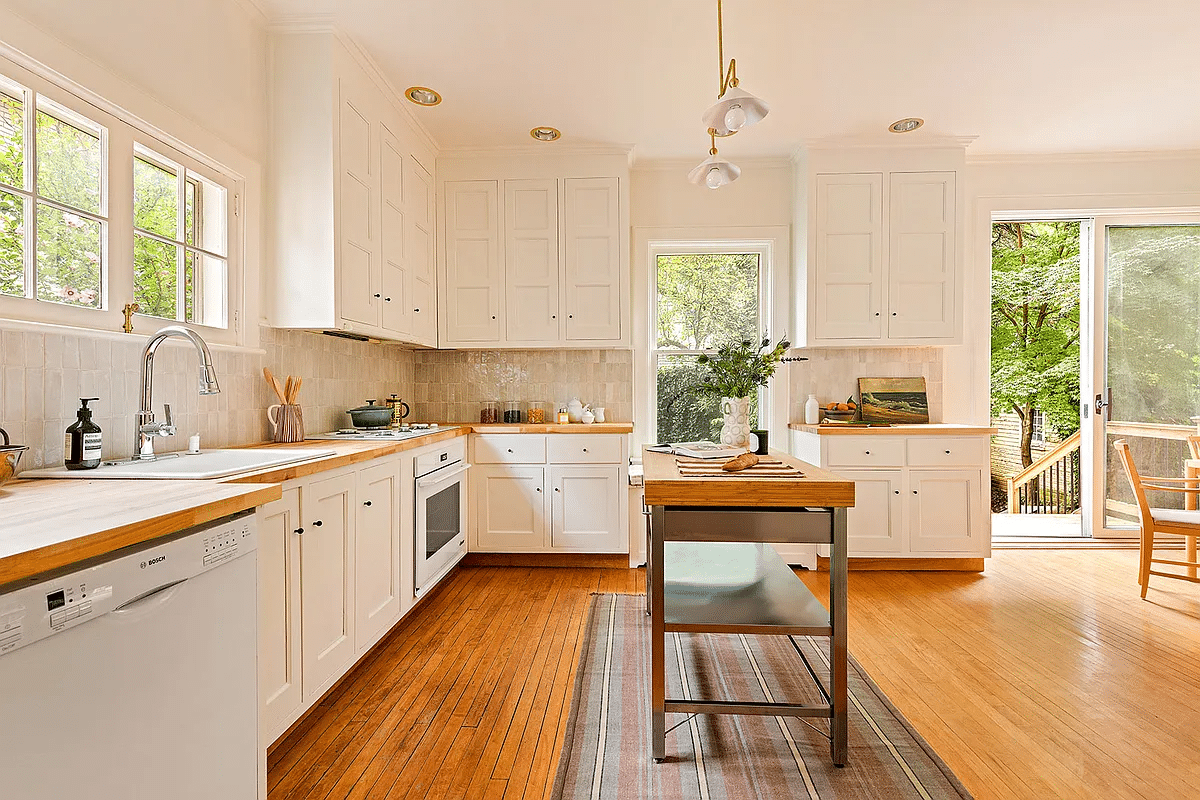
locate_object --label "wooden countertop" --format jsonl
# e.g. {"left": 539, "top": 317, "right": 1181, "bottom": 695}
{"left": 465, "top": 422, "right": 633, "bottom": 434}
{"left": 789, "top": 423, "right": 998, "bottom": 436}
{"left": 642, "top": 447, "right": 854, "bottom": 508}
{"left": 0, "top": 479, "right": 281, "bottom": 587}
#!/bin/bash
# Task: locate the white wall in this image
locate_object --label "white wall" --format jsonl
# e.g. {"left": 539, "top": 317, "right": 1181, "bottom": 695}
{"left": 950, "top": 152, "right": 1200, "bottom": 425}
{"left": 0, "top": 0, "right": 269, "bottom": 162}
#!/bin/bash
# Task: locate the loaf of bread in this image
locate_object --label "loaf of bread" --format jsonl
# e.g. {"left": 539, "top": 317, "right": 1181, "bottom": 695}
{"left": 721, "top": 452, "right": 760, "bottom": 472}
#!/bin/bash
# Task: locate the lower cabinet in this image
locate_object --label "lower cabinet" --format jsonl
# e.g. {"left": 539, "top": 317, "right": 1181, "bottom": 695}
{"left": 256, "top": 452, "right": 417, "bottom": 748}
{"left": 299, "top": 471, "right": 357, "bottom": 701}
{"left": 791, "top": 430, "right": 990, "bottom": 560}
{"left": 471, "top": 434, "right": 628, "bottom": 553}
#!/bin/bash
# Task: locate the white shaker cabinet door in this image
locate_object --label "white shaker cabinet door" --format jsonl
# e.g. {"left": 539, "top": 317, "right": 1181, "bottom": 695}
{"left": 443, "top": 180, "right": 501, "bottom": 342}
{"left": 337, "top": 78, "right": 379, "bottom": 328}
{"left": 256, "top": 487, "right": 302, "bottom": 744}
{"left": 888, "top": 171, "right": 956, "bottom": 339}
{"left": 562, "top": 177, "right": 621, "bottom": 341}
{"left": 474, "top": 465, "right": 547, "bottom": 550}
{"left": 299, "top": 471, "right": 357, "bottom": 700}
{"left": 550, "top": 465, "right": 623, "bottom": 552}
{"left": 907, "top": 468, "right": 980, "bottom": 553}
{"left": 405, "top": 158, "right": 437, "bottom": 346}
{"left": 379, "top": 124, "right": 411, "bottom": 336}
{"left": 505, "top": 179, "right": 560, "bottom": 343}
{"left": 836, "top": 469, "right": 905, "bottom": 556}
{"left": 813, "top": 173, "right": 883, "bottom": 340}
{"left": 354, "top": 459, "right": 402, "bottom": 653}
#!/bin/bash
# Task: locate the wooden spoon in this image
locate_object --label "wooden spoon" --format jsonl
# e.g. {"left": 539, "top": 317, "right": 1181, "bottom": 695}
{"left": 290, "top": 377, "right": 303, "bottom": 404}
{"left": 284, "top": 376, "right": 294, "bottom": 406}
{"left": 263, "top": 367, "right": 285, "bottom": 403}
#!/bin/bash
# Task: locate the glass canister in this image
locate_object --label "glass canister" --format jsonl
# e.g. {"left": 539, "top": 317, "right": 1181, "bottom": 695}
{"left": 480, "top": 400, "right": 500, "bottom": 424}
{"left": 526, "top": 402, "right": 548, "bottom": 424}
{"left": 503, "top": 400, "right": 522, "bottom": 424}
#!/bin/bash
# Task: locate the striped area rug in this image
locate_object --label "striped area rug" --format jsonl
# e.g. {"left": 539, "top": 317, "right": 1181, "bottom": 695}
{"left": 552, "top": 594, "right": 973, "bottom": 800}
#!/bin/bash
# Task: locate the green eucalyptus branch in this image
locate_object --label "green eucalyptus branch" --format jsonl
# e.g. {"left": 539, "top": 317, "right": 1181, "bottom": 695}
{"left": 695, "top": 334, "right": 792, "bottom": 398}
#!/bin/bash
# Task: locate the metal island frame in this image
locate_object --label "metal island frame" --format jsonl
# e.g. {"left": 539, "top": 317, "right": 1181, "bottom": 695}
{"left": 642, "top": 447, "right": 855, "bottom": 766}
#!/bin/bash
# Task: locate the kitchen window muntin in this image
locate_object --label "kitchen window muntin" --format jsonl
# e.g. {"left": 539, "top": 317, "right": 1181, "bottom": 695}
{"left": 652, "top": 251, "right": 766, "bottom": 443}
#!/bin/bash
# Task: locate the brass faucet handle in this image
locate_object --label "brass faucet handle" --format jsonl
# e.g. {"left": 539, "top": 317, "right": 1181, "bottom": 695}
{"left": 122, "top": 303, "right": 140, "bottom": 334}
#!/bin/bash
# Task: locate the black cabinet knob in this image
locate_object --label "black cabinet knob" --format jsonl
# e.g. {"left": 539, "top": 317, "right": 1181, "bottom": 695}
{"left": 363, "top": 500, "right": 372, "bottom": 507}
{"left": 865, "top": 450, "right": 871, "bottom": 455}
{"left": 385, "top": 297, "right": 391, "bottom": 302}
{"left": 536, "top": 487, "right": 542, "bottom": 492}
{"left": 945, "top": 450, "right": 951, "bottom": 454}
{"left": 312, "top": 520, "right": 323, "bottom": 527}
{"left": 373, "top": 293, "right": 381, "bottom": 298}
{"left": 893, "top": 490, "right": 899, "bottom": 495}
{"left": 414, "top": 308, "right": 420, "bottom": 312}
{"left": 874, "top": 312, "right": 880, "bottom": 317}
{"left": 912, "top": 490, "right": 918, "bottom": 495}
{"left": 491, "top": 315, "right": 496, "bottom": 319}
{"left": 294, "top": 527, "right": 304, "bottom": 535}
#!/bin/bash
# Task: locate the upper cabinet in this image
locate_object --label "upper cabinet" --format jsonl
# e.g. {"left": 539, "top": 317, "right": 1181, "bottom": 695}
{"left": 266, "top": 31, "right": 437, "bottom": 347}
{"left": 796, "top": 145, "right": 965, "bottom": 347}
{"left": 438, "top": 156, "right": 629, "bottom": 349}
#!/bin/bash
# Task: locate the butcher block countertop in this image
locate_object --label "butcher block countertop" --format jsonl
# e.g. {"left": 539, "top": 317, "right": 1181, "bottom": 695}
{"left": 466, "top": 422, "right": 633, "bottom": 434}
{"left": 642, "top": 447, "right": 854, "bottom": 508}
{"left": 789, "top": 423, "right": 998, "bottom": 436}
{"left": 0, "top": 479, "right": 281, "bottom": 587}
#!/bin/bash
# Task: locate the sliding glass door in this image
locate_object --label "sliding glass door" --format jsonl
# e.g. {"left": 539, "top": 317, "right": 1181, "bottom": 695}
{"left": 1085, "top": 217, "right": 1200, "bottom": 536}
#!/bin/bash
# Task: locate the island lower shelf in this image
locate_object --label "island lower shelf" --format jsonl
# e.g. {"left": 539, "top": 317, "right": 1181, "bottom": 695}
{"left": 663, "top": 542, "right": 830, "bottom": 636}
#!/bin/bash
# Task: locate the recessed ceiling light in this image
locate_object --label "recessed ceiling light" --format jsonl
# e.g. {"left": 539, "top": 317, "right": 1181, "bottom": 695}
{"left": 889, "top": 117, "right": 924, "bottom": 134}
{"left": 530, "top": 126, "right": 561, "bottom": 142}
{"left": 405, "top": 87, "right": 442, "bottom": 106}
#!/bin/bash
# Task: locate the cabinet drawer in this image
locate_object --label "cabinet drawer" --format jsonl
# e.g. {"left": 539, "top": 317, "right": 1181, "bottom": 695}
{"left": 547, "top": 434, "right": 623, "bottom": 464}
{"left": 824, "top": 437, "right": 904, "bottom": 467}
{"left": 473, "top": 435, "right": 546, "bottom": 464}
{"left": 906, "top": 437, "right": 987, "bottom": 467}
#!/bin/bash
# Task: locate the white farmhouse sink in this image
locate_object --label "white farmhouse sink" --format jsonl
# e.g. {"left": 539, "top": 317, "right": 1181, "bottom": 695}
{"left": 23, "top": 448, "right": 336, "bottom": 480}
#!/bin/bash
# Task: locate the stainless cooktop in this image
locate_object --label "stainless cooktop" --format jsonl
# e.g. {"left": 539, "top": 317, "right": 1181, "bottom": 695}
{"left": 308, "top": 424, "right": 455, "bottom": 441}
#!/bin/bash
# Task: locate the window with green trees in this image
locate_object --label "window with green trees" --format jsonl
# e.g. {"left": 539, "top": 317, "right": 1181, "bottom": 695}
{"left": 654, "top": 252, "right": 762, "bottom": 442}
{"left": 0, "top": 61, "right": 233, "bottom": 334}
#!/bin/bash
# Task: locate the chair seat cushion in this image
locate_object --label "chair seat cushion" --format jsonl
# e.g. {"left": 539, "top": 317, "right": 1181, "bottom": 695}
{"left": 1149, "top": 507, "right": 1200, "bottom": 526}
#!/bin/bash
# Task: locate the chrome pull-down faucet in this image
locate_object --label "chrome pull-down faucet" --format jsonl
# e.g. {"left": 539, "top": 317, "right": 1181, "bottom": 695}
{"left": 136, "top": 325, "right": 221, "bottom": 460}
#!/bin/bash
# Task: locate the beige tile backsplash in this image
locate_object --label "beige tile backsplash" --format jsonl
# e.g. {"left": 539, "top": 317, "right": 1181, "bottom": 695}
{"left": 1, "top": 324, "right": 414, "bottom": 470}
{"left": 410, "top": 349, "right": 634, "bottom": 424}
{"left": 788, "top": 347, "right": 944, "bottom": 422}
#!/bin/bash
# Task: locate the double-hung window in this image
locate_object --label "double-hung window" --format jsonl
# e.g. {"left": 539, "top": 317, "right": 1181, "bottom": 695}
{"left": 652, "top": 248, "right": 767, "bottom": 443}
{"left": 0, "top": 53, "right": 240, "bottom": 342}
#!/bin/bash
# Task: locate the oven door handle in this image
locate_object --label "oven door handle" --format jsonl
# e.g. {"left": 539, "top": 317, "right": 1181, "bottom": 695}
{"left": 416, "top": 462, "right": 470, "bottom": 490}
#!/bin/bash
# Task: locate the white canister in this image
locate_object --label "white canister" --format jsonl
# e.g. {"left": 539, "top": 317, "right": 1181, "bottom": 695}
{"left": 592, "top": 406, "right": 606, "bottom": 423}
{"left": 804, "top": 393, "right": 821, "bottom": 425}
{"left": 581, "top": 406, "right": 595, "bottom": 424}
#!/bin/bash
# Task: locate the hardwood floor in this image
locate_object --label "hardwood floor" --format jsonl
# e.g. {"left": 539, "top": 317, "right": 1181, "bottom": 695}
{"left": 268, "top": 552, "right": 1200, "bottom": 800}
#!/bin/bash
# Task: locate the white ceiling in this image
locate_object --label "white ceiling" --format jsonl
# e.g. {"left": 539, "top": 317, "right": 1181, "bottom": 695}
{"left": 258, "top": 0, "right": 1200, "bottom": 160}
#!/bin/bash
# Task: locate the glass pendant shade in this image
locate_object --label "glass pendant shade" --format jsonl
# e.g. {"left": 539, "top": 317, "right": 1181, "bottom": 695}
{"left": 702, "top": 86, "right": 770, "bottom": 136}
{"left": 687, "top": 154, "right": 740, "bottom": 189}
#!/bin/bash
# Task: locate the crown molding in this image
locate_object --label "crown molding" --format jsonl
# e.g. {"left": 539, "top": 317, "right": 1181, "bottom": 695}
{"left": 228, "top": 0, "right": 271, "bottom": 27}
{"left": 266, "top": 13, "right": 336, "bottom": 33}
{"left": 438, "top": 143, "right": 635, "bottom": 159}
{"left": 800, "top": 134, "right": 978, "bottom": 151}
{"left": 968, "top": 148, "right": 1200, "bottom": 166}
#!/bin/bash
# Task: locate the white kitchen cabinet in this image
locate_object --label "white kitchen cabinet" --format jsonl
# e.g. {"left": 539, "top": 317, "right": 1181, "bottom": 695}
{"left": 474, "top": 464, "right": 547, "bottom": 550}
{"left": 354, "top": 458, "right": 402, "bottom": 653}
{"left": 267, "top": 31, "right": 437, "bottom": 345}
{"left": 562, "top": 177, "right": 622, "bottom": 341}
{"left": 299, "top": 471, "right": 356, "bottom": 701}
{"left": 797, "top": 145, "right": 965, "bottom": 346}
{"left": 443, "top": 180, "right": 502, "bottom": 342}
{"left": 550, "top": 465, "right": 623, "bottom": 551}
{"left": 438, "top": 157, "right": 628, "bottom": 349}
{"left": 256, "top": 487, "right": 302, "bottom": 744}
{"left": 907, "top": 468, "right": 980, "bottom": 553}
{"left": 470, "top": 434, "right": 628, "bottom": 552}
{"left": 505, "top": 179, "right": 560, "bottom": 342}
{"left": 791, "top": 428, "right": 989, "bottom": 560}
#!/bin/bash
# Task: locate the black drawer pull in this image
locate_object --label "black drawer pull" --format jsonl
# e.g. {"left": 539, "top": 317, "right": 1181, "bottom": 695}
{"left": 312, "top": 520, "right": 323, "bottom": 527}
{"left": 363, "top": 500, "right": 372, "bottom": 507}
{"left": 294, "top": 527, "right": 304, "bottom": 535}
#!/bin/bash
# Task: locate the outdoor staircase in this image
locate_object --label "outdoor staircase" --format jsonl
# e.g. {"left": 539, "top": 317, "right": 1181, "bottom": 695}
{"left": 1007, "top": 431, "right": 1082, "bottom": 514}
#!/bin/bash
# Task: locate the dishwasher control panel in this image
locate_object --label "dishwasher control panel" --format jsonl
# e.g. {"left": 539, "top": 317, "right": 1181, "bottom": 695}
{"left": 0, "top": 513, "right": 256, "bottom": 659}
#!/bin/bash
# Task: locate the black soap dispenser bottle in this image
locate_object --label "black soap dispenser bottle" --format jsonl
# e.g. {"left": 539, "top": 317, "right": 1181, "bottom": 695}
{"left": 65, "top": 397, "right": 102, "bottom": 470}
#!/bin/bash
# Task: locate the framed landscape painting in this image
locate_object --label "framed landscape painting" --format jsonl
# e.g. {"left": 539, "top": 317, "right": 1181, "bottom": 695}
{"left": 858, "top": 377, "right": 930, "bottom": 424}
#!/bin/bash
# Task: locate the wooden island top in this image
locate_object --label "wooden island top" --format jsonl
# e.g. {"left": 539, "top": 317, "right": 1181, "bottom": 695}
{"left": 642, "top": 447, "right": 855, "bottom": 507}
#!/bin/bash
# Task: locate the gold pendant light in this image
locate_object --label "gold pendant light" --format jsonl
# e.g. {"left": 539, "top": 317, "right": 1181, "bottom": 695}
{"left": 688, "top": 129, "right": 741, "bottom": 189}
{"left": 702, "top": 0, "right": 770, "bottom": 137}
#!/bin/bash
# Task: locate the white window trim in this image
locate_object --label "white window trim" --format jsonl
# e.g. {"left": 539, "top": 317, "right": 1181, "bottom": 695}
{"left": 633, "top": 226, "right": 791, "bottom": 452}
{"left": 0, "top": 47, "right": 248, "bottom": 347}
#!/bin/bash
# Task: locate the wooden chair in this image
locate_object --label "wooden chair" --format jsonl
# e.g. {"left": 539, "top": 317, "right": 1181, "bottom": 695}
{"left": 1113, "top": 439, "right": 1200, "bottom": 598}
{"left": 1188, "top": 434, "right": 1200, "bottom": 461}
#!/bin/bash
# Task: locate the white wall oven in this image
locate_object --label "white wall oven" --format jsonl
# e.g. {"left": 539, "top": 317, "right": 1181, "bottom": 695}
{"left": 414, "top": 439, "right": 468, "bottom": 596}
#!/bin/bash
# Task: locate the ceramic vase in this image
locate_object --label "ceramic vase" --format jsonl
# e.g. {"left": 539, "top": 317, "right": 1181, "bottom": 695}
{"left": 719, "top": 396, "right": 752, "bottom": 449}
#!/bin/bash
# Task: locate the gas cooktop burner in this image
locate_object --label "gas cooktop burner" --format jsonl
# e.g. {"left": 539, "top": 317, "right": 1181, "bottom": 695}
{"left": 308, "top": 424, "right": 453, "bottom": 441}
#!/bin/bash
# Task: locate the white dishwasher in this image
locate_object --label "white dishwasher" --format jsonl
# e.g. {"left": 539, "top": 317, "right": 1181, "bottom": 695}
{"left": 0, "top": 511, "right": 261, "bottom": 800}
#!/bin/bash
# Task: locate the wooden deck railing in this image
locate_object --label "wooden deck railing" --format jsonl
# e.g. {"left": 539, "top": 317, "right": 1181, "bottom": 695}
{"left": 1007, "top": 431, "right": 1082, "bottom": 514}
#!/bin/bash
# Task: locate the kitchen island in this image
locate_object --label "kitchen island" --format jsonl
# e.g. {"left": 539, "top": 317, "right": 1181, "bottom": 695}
{"left": 642, "top": 447, "right": 855, "bottom": 765}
